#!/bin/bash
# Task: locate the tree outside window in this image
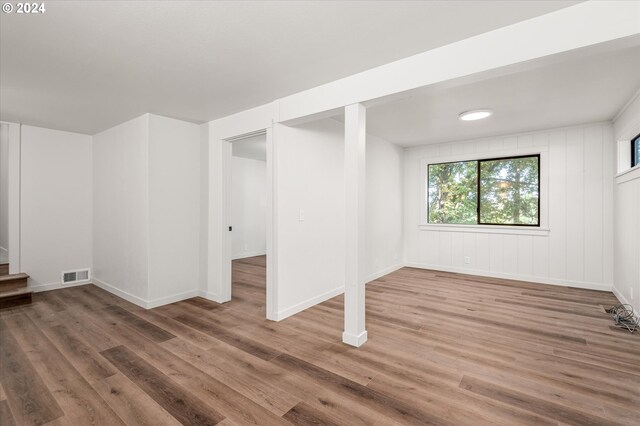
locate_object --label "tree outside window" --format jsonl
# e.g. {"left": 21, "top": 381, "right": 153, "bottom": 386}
{"left": 428, "top": 155, "right": 539, "bottom": 226}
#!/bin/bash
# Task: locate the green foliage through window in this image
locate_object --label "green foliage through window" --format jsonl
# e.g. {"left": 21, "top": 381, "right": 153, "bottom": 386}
{"left": 428, "top": 161, "right": 477, "bottom": 224}
{"left": 428, "top": 155, "right": 540, "bottom": 226}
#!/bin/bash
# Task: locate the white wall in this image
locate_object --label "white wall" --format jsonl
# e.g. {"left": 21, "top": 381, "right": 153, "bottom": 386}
{"left": 405, "top": 122, "right": 614, "bottom": 291}
{"left": 614, "top": 92, "right": 640, "bottom": 174}
{"left": 93, "top": 115, "right": 149, "bottom": 301}
{"left": 273, "top": 118, "right": 404, "bottom": 318}
{"left": 231, "top": 156, "right": 266, "bottom": 259}
{"left": 21, "top": 125, "right": 93, "bottom": 289}
{"left": 199, "top": 124, "right": 209, "bottom": 293}
{"left": 0, "top": 124, "right": 8, "bottom": 253}
{"left": 148, "top": 115, "right": 201, "bottom": 304}
{"left": 93, "top": 114, "right": 201, "bottom": 307}
{"left": 366, "top": 132, "right": 404, "bottom": 280}
{"left": 613, "top": 93, "right": 640, "bottom": 312}
{"left": 275, "top": 118, "right": 345, "bottom": 318}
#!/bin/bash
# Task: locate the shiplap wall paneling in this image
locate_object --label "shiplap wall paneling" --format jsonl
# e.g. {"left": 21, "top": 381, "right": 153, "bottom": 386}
{"left": 475, "top": 233, "right": 490, "bottom": 272}
{"left": 584, "top": 126, "right": 604, "bottom": 285}
{"left": 548, "top": 130, "right": 567, "bottom": 281}
{"left": 602, "top": 126, "right": 614, "bottom": 286}
{"left": 405, "top": 123, "right": 614, "bottom": 291}
{"left": 565, "top": 127, "right": 585, "bottom": 283}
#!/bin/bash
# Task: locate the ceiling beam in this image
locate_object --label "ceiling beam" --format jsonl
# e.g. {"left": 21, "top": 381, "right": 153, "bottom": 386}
{"left": 276, "top": 1, "right": 640, "bottom": 124}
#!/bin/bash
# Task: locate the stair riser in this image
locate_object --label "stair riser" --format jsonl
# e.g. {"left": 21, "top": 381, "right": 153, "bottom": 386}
{"left": 0, "top": 292, "right": 32, "bottom": 309}
{"left": 0, "top": 264, "right": 8, "bottom": 275}
{"left": 0, "top": 279, "right": 28, "bottom": 292}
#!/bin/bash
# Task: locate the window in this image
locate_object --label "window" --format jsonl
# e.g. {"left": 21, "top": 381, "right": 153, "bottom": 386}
{"left": 632, "top": 133, "right": 640, "bottom": 168}
{"left": 427, "top": 155, "right": 540, "bottom": 226}
{"left": 427, "top": 161, "right": 478, "bottom": 225}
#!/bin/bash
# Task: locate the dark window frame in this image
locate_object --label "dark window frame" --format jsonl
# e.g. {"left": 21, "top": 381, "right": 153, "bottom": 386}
{"left": 427, "top": 154, "right": 541, "bottom": 227}
{"left": 631, "top": 133, "right": 640, "bottom": 168}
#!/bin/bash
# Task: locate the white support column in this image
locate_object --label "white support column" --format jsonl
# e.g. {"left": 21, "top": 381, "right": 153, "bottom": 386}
{"left": 343, "top": 103, "right": 367, "bottom": 347}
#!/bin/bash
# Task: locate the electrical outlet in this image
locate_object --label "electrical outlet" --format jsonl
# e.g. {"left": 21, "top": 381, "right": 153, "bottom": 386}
{"left": 464, "top": 256, "right": 471, "bottom": 264}
{"left": 244, "top": 244, "right": 248, "bottom": 251}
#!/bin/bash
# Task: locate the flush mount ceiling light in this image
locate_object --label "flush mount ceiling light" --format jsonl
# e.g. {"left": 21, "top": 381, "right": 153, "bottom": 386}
{"left": 459, "top": 109, "right": 493, "bottom": 121}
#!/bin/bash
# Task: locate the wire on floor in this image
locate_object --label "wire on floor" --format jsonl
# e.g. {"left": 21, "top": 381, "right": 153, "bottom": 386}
{"left": 605, "top": 304, "right": 640, "bottom": 334}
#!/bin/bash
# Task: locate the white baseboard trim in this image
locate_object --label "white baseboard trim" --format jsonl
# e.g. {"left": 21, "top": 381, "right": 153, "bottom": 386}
{"left": 272, "top": 265, "right": 405, "bottom": 321}
{"left": 147, "top": 290, "right": 199, "bottom": 309}
{"left": 405, "top": 262, "right": 613, "bottom": 292}
{"left": 342, "top": 330, "right": 368, "bottom": 347}
{"left": 274, "top": 285, "right": 344, "bottom": 321}
{"left": 366, "top": 263, "right": 404, "bottom": 284}
{"left": 232, "top": 251, "right": 267, "bottom": 260}
{"left": 30, "top": 280, "right": 90, "bottom": 293}
{"left": 92, "top": 278, "right": 200, "bottom": 309}
{"left": 612, "top": 285, "right": 639, "bottom": 311}
{"left": 197, "top": 290, "right": 223, "bottom": 303}
{"left": 92, "top": 278, "right": 148, "bottom": 308}
{"left": 612, "top": 285, "right": 630, "bottom": 306}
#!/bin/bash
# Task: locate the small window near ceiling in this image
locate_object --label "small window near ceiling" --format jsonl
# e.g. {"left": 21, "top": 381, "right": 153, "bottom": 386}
{"left": 632, "top": 133, "right": 640, "bottom": 168}
{"left": 427, "top": 155, "right": 540, "bottom": 226}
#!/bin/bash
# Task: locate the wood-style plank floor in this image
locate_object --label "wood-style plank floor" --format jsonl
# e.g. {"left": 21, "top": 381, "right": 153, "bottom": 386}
{"left": 1, "top": 255, "right": 639, "bottom": 425}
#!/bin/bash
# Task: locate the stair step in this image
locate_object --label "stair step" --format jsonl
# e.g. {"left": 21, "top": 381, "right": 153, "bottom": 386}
{"left": 0, "top": 287, "right": 32, "bottom": 309}
{"left": 0, "top": 263, "right": 8, "bottom": 275}
{"left": 0, "top": 273, "right": 29, "bottom": 292}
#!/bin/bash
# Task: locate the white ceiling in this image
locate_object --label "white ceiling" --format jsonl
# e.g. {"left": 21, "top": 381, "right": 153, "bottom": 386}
{"left": 0, "top": 1, "right": 579, "bottom": 135}
{"left": 365, "top": 45, "right": 640, "bottom": 147}
{"left": 232, "top": 134, "right": 266, "bottom": 162}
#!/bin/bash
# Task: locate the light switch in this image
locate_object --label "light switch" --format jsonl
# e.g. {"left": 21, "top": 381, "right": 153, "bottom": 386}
{"left": 299, "top": 209, "right": 305, "bottom": 221}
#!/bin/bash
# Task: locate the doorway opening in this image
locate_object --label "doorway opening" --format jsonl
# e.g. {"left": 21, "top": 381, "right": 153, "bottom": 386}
{"left": 229, "top": 133, "right": 267, "bottom": 318}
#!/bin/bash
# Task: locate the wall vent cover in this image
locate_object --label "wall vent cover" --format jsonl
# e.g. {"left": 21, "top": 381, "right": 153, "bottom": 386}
{"left": 61, "top": 268, "right": 91, "bottom": 284}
